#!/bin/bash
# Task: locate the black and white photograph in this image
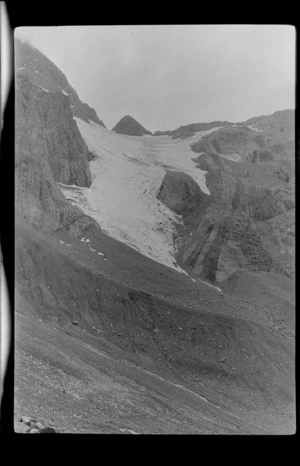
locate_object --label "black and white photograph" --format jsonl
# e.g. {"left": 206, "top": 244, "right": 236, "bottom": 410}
{"left": 10, "top": 23, "right": 296, "bottom": 434}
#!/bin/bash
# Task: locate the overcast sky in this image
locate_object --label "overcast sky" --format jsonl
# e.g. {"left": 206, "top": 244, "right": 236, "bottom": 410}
{"left": 15, "top": 25, "right": 295, "bottom": 132}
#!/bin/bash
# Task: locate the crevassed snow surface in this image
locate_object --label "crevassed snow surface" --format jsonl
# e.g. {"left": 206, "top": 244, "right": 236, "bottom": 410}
{"left": 59, "top": 118, "right": 218, "bottom": 272}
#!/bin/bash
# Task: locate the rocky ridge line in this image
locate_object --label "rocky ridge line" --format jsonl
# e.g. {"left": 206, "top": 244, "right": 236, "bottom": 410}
{"left": 15, "top": 39, "right": 106, "bottom": 127}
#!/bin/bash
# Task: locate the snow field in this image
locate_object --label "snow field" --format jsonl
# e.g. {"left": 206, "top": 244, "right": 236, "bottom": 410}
{"left": 59, "top": 118, "right": 217, "bottom": 273}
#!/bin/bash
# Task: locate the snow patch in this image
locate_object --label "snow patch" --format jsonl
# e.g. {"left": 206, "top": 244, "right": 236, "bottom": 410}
{"left": 38, "top": 86, "right": 49, "bottom": 93}
{"left": 197, "top": 278, "right": 222, "bottom": 293}
{"left": 80, "top": 237, "right": 90, "bottom": 243}
{"left": 247, "top": 125, "right": 263, "bottom": 132}
{"left": 219, "top": 152, "right": 243, "bottom": 163}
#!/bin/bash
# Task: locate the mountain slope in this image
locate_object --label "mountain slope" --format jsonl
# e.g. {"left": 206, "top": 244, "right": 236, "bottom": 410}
{"left": 154, "top": 110, "right": 295, "bottom": 282}
{"left": 13, "top": 42, "right": 295, "bottom": 434}
{"left": 112, "top": 115, "right": 152, "bottom": 136}
{"left": 191, "top": 109, "right": 295, "bottom": 167}
{"left": 15, "top": 216, "right": 295, "bottom": 434}
{"left": 15, "top": 39, "right": 106, "bottom": 127}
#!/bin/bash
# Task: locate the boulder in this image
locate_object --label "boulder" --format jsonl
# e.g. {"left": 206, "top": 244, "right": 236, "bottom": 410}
{"left": 21, "top": 416, "right": 32, "bottom": 425}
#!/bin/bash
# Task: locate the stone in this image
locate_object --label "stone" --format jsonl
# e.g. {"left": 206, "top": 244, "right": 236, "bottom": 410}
{"left": 21, "top": 416, "right": 32, "bottom": 425}
{"left": 36, "top": 422, "right": 44, "bottom": 429}
{"left": 14, "top": 413, "right": 22, "bottom": 423}
{"left": 14, "top": 421, "right": 30, "bottom": 433}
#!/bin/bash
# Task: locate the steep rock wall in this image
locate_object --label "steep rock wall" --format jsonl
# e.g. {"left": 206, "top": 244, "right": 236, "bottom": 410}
{"left": 157, "top": 152, "right": 295, "bottom": 282}
{"left": 15, "top": 75, "right": 97, "bottom": 232}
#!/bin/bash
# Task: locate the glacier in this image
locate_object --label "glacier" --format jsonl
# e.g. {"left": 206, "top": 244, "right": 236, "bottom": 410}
{"left": 58, "top": 118, "right": 218, "bottom": 273}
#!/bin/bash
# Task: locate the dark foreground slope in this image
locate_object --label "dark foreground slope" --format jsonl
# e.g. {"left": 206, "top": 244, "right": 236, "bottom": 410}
{"left": 15, "top": 216, "right": 295, "bottom": 434}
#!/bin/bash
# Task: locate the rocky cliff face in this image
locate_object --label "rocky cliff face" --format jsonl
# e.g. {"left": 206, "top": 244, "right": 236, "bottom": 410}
{"left": 112, "top": 115, "right": 152, "bottom": 136}
{"left": 15, "top": 74, "right": 97, "bottom": 233}
{"left": 15, "top": 39, "right": 106, "bottom": 127}
{"left": 157, "top": 111, "right": 295, "bottom": 283}
{"left": 191, "top": 110, "right": 294, "bottom": 167}
{"left": 157, "top": 170, "right": 207, "bottom": 216}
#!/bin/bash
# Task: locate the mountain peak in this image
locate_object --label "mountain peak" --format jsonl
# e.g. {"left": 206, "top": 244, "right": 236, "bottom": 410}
{"left": 112, "top": 115, "right": 152, "bottom": 136}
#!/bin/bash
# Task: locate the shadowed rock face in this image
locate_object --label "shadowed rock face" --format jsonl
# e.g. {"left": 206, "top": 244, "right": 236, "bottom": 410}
{"left": 112, "top": 115, "right": 152, "bottom": 136}
{"left": 157, "top": 170, "right": 207, "bottom": 216}
{"left": 15, "top": 74, "right": 97, "bottom": 233}
{"left": 15, "top": 39, "right": 106, "bottom": 127}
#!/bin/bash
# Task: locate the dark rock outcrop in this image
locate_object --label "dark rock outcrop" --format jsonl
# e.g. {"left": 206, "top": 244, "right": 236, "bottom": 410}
{"left": 112, "top": 115, "right": 152, "bottom": 136}
{"left": 157, "top": 170, "right": 207, "bottom": 216}
{"left": 15, "top": 39, "right": 106, "bottom": 127}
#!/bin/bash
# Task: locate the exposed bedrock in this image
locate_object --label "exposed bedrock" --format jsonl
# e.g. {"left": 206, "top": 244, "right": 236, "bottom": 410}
{"left": 16, "top": 75, "right": 92, "bottom": 186}
{"left": 191, "top": 109, "right": 294, "bottom": 165}
{"left": 156, "top": 170, "right": 208, "bottom": 216}
{"left": 15, "top": 75, "right": 97, "bottom": 233}
{"left": 157, "top": 153, "right": 295, "bottom": 283}
{"left": 15, "top": 39, "right": 106, "bottom": 127}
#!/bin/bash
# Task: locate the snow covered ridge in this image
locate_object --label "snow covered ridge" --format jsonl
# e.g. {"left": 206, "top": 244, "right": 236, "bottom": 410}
{"left": 59, "top": 118, "right": 219, "bottom": 273}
